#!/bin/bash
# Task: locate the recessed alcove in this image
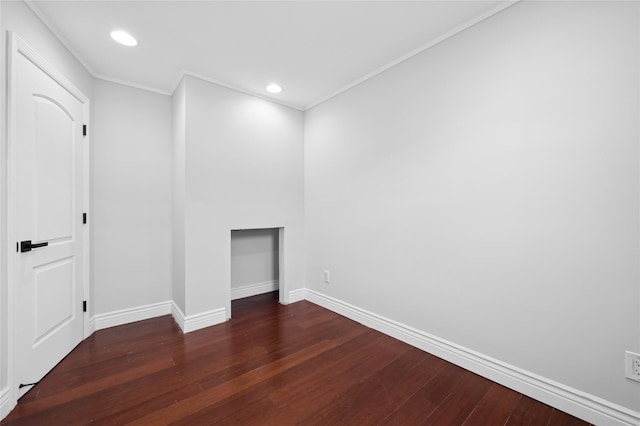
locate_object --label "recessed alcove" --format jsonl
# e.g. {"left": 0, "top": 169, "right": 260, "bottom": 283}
{"left": 229, "top": 227, "right": 284, "bottom": 317}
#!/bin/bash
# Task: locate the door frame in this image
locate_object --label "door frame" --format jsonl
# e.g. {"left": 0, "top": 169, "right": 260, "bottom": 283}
{"left": 5, "top": 31, "right": 91, "bottom": 406}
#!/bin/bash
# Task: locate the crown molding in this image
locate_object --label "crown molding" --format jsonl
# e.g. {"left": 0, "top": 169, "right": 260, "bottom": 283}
{"left": 180, "top": 70, "right": 305, "bottom": 111}
{"left": 25, "top": 0, "right": 519, "bottom": 111}
{"left": 23, "top": 0, "right": 98, "bottom": 77}
{"left": 94, "top": 74, "right": 172, "bottom": 96}
{"left": 304, "top": 0, "right": 520, "bottom": 110}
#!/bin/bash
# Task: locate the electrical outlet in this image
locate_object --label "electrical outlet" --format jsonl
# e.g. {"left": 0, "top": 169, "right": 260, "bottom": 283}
{"left": 625, "top": 351, "right": 640, "bottom": 381}
{"left": 323, "top": 270, "right": 330, "bottom": 284}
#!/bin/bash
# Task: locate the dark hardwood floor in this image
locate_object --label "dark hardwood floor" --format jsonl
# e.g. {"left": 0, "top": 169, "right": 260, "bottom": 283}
{"left": 2, "top": 292, "right": 591, "bottom": 425}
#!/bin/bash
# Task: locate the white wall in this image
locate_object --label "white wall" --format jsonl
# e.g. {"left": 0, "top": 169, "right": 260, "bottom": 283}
{"left": 2, "top": 0, "right": 637, "bottom": 421}
{"left": 304, "top": 0, "right": 639, "bottom": 413}
{"left": 172, "top": 79, "right": 186, "bottom": 313}
{"left": 182, "top": 75, "right": 304, "bottom": 317}
{"left": 231, "top": 228, "right": 279, "bottom": 288}
{"left": 92, "top": 79, "right": 172, "bottom": 314}
{"left": 0, "top": 0, "right": 93, "bottom": 397}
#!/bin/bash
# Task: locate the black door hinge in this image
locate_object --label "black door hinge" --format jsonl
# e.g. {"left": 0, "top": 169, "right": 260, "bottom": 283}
{"left": 83, "top": 213, "right": 87, "bottom": 224}
{"left": 83, "top": 301, "right": 87, "bottom": 312}
{"left": 83, "top": 124, "right": 87, "bottom": 137}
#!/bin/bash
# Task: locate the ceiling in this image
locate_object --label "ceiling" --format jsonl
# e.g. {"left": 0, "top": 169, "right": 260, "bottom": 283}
{"left": 28, "top": 0, "right": 513, "bottom": 110}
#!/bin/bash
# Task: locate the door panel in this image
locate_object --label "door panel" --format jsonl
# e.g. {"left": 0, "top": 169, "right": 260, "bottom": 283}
{"left": 33, "top": 96, "right": 75, "bottom": 243}
{"left": 34, "top": 258, "right": 75, "bottom": 346}
{"left": 13, "top": 43, "right": 85, "bottom": 397}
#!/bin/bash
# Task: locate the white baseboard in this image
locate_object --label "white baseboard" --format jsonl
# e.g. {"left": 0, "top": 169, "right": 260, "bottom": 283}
{"left": 288, "top": 288, "right": 306, "bottom": 303}
{"left": 86, "top": 317, "right": 96, "bottom": 337}
{"left": 291, "top": 288, "right": 640, "bottom": 426}
{"left": 89, "top": 301, "right": 172, "bottom": 332}
{"left": 231, "top": 280, "right": 278, "bottom": 300}
{"left": 171, "top": 302, "right": 187, "bottom": 332}
{"left": 0, "top": 387, "right": 14, "bottom": 420}
{"left": 87, "top": 300, "right": 227, "bottom": 337}
{"left": 171, "top": 302, "right": 227, "bottom": 334}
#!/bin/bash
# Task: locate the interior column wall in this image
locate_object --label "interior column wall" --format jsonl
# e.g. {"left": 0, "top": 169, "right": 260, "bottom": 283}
{"left": 172, "top": 79, "right": 186, "bottom": 313}
{"left": 182, "top": 75, "right": 304, "bottom": 318}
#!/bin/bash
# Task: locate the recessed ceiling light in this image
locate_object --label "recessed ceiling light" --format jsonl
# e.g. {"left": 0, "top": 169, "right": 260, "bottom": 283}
{"left": 110, "top": 30, "right": 137, "bottom": 47}
{"left": 266, "top": 83, "right": 282, "bottom": 94}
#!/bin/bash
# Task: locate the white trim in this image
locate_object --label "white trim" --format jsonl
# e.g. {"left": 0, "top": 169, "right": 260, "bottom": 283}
{"left": 23, "top": 0, "right": 97, "bottom": 77}
{"left": 24, "top": 0, "right": 519, "bottom": 111}
{"left": 277, "top": 227, "right": 287, "bottom": 305}
{"left": 86, "top": 315, "right": 96, "bottom": 337}
{"left": 6, "top": 29, "right": 18, "bottom": 422}
{"left": 171, "top": 302, "right": 227, "bottom": 334}
{"left": 638, "top": 2, "right": 640, "bottom": 381}
{"left": 291, "top": 288, "right": 640, "bottom": 426}
{"left": 169, "top": 72, "right": 185, "bottom": 98}
{"left": 10, "top": 33, "right": 88, "bottom": 103}
{"left": 287, "top": 288, "right": 306, "bottom": 304}
{"left": 0, "top": 387, "right": 14, "bottom": 420}
{"left": 171, "top": 302, "right": 186, "bottom": 332}
{"left": 181, "top": 71, "right": 304, "bottom": 111}
{"left": 94, "top": 75, "right": 172, "bottom": 97}
{"left": 22, "top": 1, "right": 174, "bottom": 98}
{"left": 304, "top": 0, "right": 520, "bottom": 110}
{"left": 82, "top": 102, "right": 91, "bottom": 339}
{"left": 89, "top": 301, "right": 172, "bottom": 332}
{"left": 231, "top": 280, "right": 279, "bottom": 300}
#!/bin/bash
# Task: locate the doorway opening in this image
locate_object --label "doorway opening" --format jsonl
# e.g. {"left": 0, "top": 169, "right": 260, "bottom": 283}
{"left": 230, "top": 228, "right": 281, "bottom": 317}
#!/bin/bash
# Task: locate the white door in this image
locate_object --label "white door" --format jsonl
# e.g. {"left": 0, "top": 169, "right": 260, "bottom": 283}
{"left": 12, "top": 35, "right": 86, "bottom": 397}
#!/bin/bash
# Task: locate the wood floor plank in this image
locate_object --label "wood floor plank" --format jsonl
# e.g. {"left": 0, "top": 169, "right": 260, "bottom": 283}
{"left": 462, "top": 383, "right": 523, "bottom": 426}
{"left": 1, "top": 292, "right": 591, "bottom": 426}
{"left": 548, "top": 409, "right": 595, "bottom": 426}
{"left": 127, "top": 340, "right": 338, "bottom": 425}
{"left": 94, "top": 382, "right": 204, "bottom": 425}
{"left": 380, "top": 360, "right": 468, "bottom": 424}
{"left": 421, "top": 370, "right": 492, "bottom": 425}
{"left": 300, "top": 347, "right": 445, "bottom": 425}
{"left": 268, "top": 330, "right": 379, "bottom": 406}
{"left": 259, "top": 336, "right": 415, "bottom": 424}
{"left": 504, "top": 394, "right": 556, "bottom": 426}
{"left": 184, "top": 331, "right": 394, "bottom": 425}
{"left": 4, "top": 356, "right": 176, "bottom": 423}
